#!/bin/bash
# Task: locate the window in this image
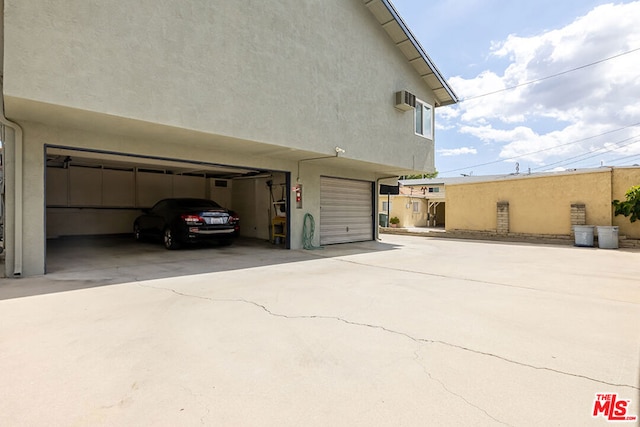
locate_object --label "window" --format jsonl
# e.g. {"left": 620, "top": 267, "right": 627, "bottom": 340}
{"left": 428, "top": 187, "right": 440, "bottom": 193}
{"left": 415, "top": 101, "right": 433, "bottom": 139}
{"left": 412, "top": 202, "right": 420, "bottom": 213}
{"left": 382, "top": 201, "right": 392, "bottom": 212}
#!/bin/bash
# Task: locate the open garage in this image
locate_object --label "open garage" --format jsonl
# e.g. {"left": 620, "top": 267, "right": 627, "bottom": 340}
{"left": 1, "top": 109, "right": 398, "bottom": 277}
{"left": 45, "top": 146, "right": 290, "bottom": 271}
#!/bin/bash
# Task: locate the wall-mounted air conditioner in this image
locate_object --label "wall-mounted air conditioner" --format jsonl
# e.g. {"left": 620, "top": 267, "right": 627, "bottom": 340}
{"left": 395, "top": 90, "right": 416, "bottom": 111}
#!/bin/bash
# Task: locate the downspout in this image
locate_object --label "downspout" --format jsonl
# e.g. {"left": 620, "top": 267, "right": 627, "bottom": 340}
{"left": 0, "top": 110, "right": 22, "bottom": 276}
{"left": 0, "top": 0, "right": 23, "bottom": 276}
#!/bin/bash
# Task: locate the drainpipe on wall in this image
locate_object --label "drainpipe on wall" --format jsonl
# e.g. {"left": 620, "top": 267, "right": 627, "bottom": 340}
{"left": 0, "top": 0, "right": 24, "bottom": 276}
{"left": 0, "top": 110, "right": 23, "bottom": 277}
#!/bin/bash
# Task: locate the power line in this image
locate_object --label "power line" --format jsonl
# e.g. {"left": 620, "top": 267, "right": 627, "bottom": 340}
{"left": 459, "top": 47, "right": 640, "bottom": 102}
{"left": 439, "top": 47, "right": 640, "bottom": 174}
{"left": 606, "top": 153, "right": 640, "bottom": 166}
{"left": 533, "top": 135, "right": 640, "bottom": 170}
{"left": 439, "top": 122, "right": 640, "bottom": 174}
{"left": 535, "top": 136, "right": 640, "bottom": 171}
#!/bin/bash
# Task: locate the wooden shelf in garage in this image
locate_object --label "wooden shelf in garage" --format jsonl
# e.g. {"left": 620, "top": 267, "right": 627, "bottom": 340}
{"left": 271, "top": 216, "right": 286, "bottom": 244}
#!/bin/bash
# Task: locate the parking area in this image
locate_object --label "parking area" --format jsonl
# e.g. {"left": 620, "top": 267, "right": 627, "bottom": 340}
{"left": 1, "top": 234, "right": 638, "bottom": 426}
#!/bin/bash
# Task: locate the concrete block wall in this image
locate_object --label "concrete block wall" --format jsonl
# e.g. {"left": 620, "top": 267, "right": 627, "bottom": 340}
{"left": 570, "top": 203, "right": 586, "bottom": 227}
{"left": 497, "top": 201, "right": 509, "bottom": 234}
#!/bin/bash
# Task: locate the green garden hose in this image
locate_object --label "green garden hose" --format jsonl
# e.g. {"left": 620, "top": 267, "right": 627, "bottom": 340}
{"left": 302, "top": 213, "right": 322, "bottom": 250}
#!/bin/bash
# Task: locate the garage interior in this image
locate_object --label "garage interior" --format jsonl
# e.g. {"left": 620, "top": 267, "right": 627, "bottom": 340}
{"left": 45, "top": 146, "right": 290, "bottom": 269}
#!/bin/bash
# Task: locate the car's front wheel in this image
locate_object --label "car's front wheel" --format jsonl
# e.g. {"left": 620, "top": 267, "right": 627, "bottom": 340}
{"left": 163, "top": 227, "right": 180, "bottom": 250}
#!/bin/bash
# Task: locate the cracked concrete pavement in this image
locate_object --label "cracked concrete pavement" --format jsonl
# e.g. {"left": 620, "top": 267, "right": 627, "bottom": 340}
{"left": 0, "top": 234, "right": 638, "bottom": 426}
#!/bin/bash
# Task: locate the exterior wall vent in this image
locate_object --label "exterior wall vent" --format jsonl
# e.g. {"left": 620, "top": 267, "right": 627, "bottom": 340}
{"left": 395, "top": 90, "right": 416, "bottom": 111}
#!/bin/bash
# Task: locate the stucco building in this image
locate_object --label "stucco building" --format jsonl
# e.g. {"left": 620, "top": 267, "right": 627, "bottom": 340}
{"left": 382, "top": 175, "right": 503, "bottom": 228}
{"left": 387, "top": 167, "right": 640, "bottom": 245}
{"left": 0, "top": 0, "right": 457, "bottom": 277}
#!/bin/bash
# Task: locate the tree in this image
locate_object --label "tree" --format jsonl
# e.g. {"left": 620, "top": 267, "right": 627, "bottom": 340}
{"left": 402, "top": 171, "right": 439, "bottom": 180}
{"left": 612, "top": 185, "right": 640, "bottom": 222}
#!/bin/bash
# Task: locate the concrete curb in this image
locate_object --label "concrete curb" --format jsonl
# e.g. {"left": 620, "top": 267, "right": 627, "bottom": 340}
{"left": 380, "top": 227, "right": 640, "bottom": 248}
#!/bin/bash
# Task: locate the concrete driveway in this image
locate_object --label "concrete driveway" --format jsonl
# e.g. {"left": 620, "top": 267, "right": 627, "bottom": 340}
{"left": 1, "top": 235, "right": 638, "bottom": 426}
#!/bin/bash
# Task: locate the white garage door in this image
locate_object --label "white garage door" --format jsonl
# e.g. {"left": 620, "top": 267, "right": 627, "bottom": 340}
{"left": 320, "top": 176, "right": 373, "bottom": 245}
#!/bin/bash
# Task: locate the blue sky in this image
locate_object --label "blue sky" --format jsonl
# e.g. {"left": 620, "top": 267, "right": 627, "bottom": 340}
{"left": 391, "top": 0, "right": 640, "bottom": 177}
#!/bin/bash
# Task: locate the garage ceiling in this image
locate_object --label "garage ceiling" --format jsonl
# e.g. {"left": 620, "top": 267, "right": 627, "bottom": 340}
{"left": 46, "top": 147, "right": 269, "bottom": 179}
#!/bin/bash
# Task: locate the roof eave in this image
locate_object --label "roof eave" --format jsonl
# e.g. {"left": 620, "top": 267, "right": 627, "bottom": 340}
{"left": 364, "top": 0, "right": 458, "bottom": 107}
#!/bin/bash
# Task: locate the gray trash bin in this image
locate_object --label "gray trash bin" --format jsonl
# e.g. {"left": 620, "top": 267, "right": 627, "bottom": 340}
{"left": 573, "top": 225, "right": 594, "bottom": 247}
{"left": 596, "top": 226, "right": 619, "bottom": 249}
{"left": 379, "top": 213, "right": 389, "bottom": 227}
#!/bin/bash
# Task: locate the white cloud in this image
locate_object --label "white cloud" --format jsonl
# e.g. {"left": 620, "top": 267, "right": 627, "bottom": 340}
{"left": 435, "top": 105, "right": 460, "bottom": 121}
{"left": 441, "top": 1, "right": 640, "bottom": 166}
{"left": 438, "top": 147, "right": 478, "bottom": 156}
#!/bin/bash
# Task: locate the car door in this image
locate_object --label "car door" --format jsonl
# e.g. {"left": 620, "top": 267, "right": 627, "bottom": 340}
{"left": 141, "top": 199, "right": 171, "bottom": 237}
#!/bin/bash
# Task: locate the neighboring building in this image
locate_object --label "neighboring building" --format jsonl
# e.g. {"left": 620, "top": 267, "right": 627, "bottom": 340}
{"left": 381, "top": 181, "right": 445, "bottom": 228}
{"left": 386, "top": 167, "right": 640, "bottom": 242}
{"left": 383, "top": 175, "right": 503, "bottom": 228}
{"left": 0, "top": 1, "right": 457, "bottom": 276}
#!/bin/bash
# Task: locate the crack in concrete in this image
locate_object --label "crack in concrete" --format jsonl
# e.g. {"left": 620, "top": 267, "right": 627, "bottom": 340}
{"left": 139, "top": 283, "right": 640, "bottom": 391}
{"left": 412, "top": 348, "right": 514, "bottom": 427}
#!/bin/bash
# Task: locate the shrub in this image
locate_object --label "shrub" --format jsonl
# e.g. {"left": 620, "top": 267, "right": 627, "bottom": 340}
{"left": 612, "top": 185, "right": 640, "bottom": 222}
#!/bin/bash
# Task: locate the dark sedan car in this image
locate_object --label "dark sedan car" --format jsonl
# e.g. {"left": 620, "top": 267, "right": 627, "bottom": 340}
{"left": 134, "top": 198, "right": 239, "bottom": 249}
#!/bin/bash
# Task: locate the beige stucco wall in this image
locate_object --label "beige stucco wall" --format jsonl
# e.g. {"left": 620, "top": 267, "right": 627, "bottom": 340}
{"left": 3, "top": 0, "right": 436, "bottom": 173}
{"left": 445, "top": 168, "right": 640, "bottom": 239}
{"left": 381, "top": 184, "right": 445, "bottom": 228}
{"left": 446, "top": 170, "right": 613, "bottom": 235}
{"left": 379, "top": 196, "right": 428, "bottom": 227}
